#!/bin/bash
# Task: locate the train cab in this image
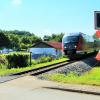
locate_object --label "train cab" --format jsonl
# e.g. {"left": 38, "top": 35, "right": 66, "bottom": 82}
{"left": 62, "top": 32, "right": 95, "bottom": 59}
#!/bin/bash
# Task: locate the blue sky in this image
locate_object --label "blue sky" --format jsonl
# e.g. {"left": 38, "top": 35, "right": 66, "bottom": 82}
{"left": 0, "top": 0, "right": 100, "bottom": 37}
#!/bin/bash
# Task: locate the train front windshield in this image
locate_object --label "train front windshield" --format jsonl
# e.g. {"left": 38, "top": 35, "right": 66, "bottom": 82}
{"left": 63, "top": 36, "right": 79, "bottom": 43}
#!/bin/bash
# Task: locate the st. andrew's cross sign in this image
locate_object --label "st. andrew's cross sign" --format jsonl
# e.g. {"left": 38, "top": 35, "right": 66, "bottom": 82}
{"left": 94, "top": 11, "right": 100, "bottom": 38}
{"left": 94, "top": 11, "right": 100, "bottom": 30}
{"left": 94, "top": 11, "right": 100, "bottom": 60}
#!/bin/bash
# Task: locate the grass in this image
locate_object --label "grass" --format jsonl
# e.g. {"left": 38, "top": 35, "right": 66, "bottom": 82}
{"left": 44, "top": 67, "right": 100, "bottom": 86}
{"left": 0, "top": 57, "right": 68, "bottom": 76}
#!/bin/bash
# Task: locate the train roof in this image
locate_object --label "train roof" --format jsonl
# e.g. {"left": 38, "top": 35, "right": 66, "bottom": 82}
{"left": 63, "top": 32, "right": 84, "bottom": 38}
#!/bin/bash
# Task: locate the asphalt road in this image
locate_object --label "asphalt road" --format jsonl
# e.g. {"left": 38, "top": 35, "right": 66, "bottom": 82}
{"left": 0, "top": 88, "right": 100, "bottom": 100}
{"left": 0, "top": 76, "right": 100, "bottom": 100}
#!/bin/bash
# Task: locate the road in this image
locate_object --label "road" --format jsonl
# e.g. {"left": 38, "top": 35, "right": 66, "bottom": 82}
{"left": 0, "top": 76, "right": 100, "bottom": 100}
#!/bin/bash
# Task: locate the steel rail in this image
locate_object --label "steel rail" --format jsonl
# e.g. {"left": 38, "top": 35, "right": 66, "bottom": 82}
{"left": 11, "top": 60, "right": 75, "bottom": 76}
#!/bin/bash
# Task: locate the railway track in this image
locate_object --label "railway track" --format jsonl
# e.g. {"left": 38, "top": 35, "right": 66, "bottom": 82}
{"left": 10, "top": 54, "right": 96, "bottom": 76}
{"left": 12, "top": 54, "right": 96, "bottom": 76}
{"left": 0, "top": 60, "right": 76, "bottom": 83}
{"left": 31, "top": 60, "right": 75, "bottom": 76}
{"left": 0, "top": 55, "right": 95, "bottom": 83}
{"left": 11, "top": 60, "right": 75, "bottom": 76}
{"left": 0, "top": 56, "right": 95, "bottom": 83}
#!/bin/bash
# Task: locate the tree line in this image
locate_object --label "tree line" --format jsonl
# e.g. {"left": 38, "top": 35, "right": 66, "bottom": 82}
{"left": 0, "top": 30, "right": 64, "bottom": 50}
{"left": 0, "top": 30, "right": 42, "bottom": 50}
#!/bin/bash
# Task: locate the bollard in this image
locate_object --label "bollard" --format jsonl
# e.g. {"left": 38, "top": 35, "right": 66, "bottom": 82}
{"left": 30, "top": 52, "right": 32, "bottom": 66}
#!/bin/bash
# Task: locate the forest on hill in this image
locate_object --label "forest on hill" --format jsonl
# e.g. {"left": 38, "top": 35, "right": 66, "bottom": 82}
{"left": 0, "top": 30, "right": 64, "bottom": 50}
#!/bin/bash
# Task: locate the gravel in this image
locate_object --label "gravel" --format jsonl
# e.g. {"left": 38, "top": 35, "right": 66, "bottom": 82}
{"left": 38, "top": 56, "right": 98, "bottom": 79}
{"left": 0, "top": 76, "right": 21, "bottom": 83}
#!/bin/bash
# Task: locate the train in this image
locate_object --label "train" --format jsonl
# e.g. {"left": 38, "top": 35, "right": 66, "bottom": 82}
{"left": 62, "top": 32, "right": 100, "bottom": 59}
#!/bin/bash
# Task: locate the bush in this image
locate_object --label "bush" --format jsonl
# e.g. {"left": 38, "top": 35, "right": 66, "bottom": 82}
{"left": 36, "top": 56, "right": 54, "bottom": 64}
{"left": 0, "top": 54, "right": 7, "bottom": 69}
{"left": 31, "top": 59, "right": 37, "bottom": 65}
{"left": 6, "top": 53, "right": 29, "bottom": 68}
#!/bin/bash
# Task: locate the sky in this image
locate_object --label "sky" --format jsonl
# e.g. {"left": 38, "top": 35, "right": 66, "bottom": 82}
{"left": 0, "top": 0, "right": 100, "bottom": 37}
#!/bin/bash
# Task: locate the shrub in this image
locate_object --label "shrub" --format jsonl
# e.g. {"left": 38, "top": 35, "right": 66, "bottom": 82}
{"left": 36, "top": 56, "right": 54, "bottom": 64}
{"left": 31, "top": 59, "right": 37, "bottom": 65}
{"left": 6, "top": 53, "right": 29, "bottom": 68}
{"left": 0, "top": 54, "right": 7, "bottom": 69}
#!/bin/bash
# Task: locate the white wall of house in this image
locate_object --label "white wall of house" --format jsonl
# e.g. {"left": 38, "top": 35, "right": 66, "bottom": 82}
{"left": 29, "top": 48, "right": 62, "bottom": 56}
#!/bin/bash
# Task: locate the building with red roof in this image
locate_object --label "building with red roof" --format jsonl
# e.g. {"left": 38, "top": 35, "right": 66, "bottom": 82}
{"left": 29, "top": 41, "right": 62, "bottom": 59}
{"left": 46, "top": 41, "right": 62, "bottom": 49}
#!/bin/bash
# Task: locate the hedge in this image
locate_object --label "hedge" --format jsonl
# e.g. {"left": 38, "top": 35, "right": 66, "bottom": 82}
{"left": 6, "top": 53, "right": 29, "bottom": 68}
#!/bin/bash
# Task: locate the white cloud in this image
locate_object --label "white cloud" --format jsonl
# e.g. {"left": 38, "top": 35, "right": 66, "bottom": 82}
{"left": 12, "top": 0, "right": 22, "bottom": 6}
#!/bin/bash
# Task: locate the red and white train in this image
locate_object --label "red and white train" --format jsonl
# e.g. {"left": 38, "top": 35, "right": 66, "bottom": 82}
{"left": 62, "top": 32, "right": 100, "bottom": 59}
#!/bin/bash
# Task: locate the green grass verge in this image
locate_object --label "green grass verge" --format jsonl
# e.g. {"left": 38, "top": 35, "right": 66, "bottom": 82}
{"left": 0, "top": 58, "right": 68, "bottom": 76}
{"left": 44, "top": 67, "right": 100, "bottom": 86}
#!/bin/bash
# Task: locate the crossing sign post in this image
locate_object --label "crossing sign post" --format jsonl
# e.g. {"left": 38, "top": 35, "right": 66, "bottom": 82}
{"left": 94, "top": 11, "right": 100, "bottom": 38}
{"left": 96, "top": 30, "right": 100, "bottom": 38}
{"left": 94, "top": 11, "right": 100, "bottom": 30}
{"left": 94, "top": 11, "right": 100, "bottom": 61}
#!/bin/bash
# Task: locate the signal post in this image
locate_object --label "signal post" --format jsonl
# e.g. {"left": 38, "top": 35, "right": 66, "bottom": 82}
{"left": 94, "top": 11, "right": 100, "bottom": 60}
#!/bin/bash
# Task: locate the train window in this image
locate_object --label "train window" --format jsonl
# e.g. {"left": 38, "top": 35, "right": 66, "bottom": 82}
{"left": 63, "top": 36, "right": 79, "bottom": 43}
{"left": 82, "top": 34, "right": 89, "bottom": 42}
{"left": 94, "top": 11, "right": 100, "bottom": 29}
{"left": 82, "top": 34, "right": 94, "bottom": 42}
{"left": 86, "top": 35, "right": 89, "bottom": 42}
{"left": 89, "top": 35, "right": 94, "bottom": 42}
{"left": 82, "top": 34, "right": 86, "bottom": 41}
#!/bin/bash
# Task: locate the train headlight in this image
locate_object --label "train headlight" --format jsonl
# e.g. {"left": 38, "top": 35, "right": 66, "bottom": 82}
{"left": 64, "top": 47, "right": 67, "bottom": 48}
{"left": 74, "top": 45, "right": 77, "bottom": 48}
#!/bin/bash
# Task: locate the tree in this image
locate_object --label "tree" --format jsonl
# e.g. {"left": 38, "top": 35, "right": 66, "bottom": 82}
{"left": 8, "top": 34, "right": 20, "bottom": 50}
{"left": 0, "top": 29, "right": 42, "bottom": 50}
{"left": 20, "top": 43, "right": 28, "bottom": 50}
{"left": 0, "top": 32, "right": 10, "bottom": 48}
{"left": 43, "top": 33, "right": 64, "bottom": 42}
{"left": 21, "top": 37, "right": 31, "bottom": 44}
{"left": 43, "top": 35, "right": 51, "bottom": 41}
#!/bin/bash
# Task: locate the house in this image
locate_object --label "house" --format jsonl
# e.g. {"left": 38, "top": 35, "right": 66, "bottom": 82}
{"left": 29, "top": 41, "right": 62, "bottom": 59}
